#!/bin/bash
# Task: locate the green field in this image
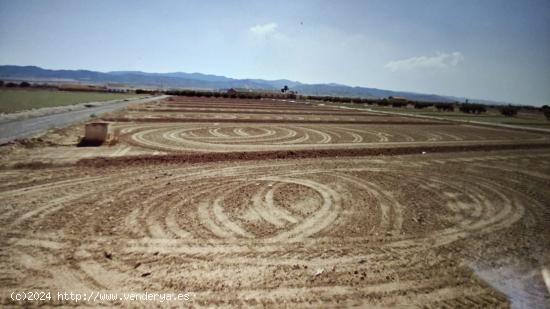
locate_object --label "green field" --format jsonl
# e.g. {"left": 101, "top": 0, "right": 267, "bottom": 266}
{"left": 0, "top": 89, "right": 141, "bottom": 113}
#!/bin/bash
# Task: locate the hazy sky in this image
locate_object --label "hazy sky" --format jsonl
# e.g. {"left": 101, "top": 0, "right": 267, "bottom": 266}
{"left": 1, "top": 0, "right": 549, "bottom": 105}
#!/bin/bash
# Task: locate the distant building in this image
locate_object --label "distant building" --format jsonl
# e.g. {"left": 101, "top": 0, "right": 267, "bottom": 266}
{"left": 106, "top": 87, "right": 129, "bottom": 93}
{"left": 225, "top": 88, "right": 255, "bottom": 94}
{"left": 106, "top": 83, "right": 130, "bottom": 93}
{"left": 58, "top": 83, "right": 107, "bottom": 92}
{"left": 388, "top": 96, "right": 408, "bottom": 102}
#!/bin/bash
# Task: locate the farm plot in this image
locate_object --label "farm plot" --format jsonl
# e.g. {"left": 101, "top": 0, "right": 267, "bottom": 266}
{"left": 1, "top": 96, "right": 549, "bottom": 307}
{"left": 112, "top": 103, "right": 436, "bottom": 125}
{"left": 1, "top": 150, "right": 549, "bottom": 307}
{"left": 114, "top": 122, "right": 549, "bottom": 153}
{"left": 125, "top": 97, "right": 436, "bottom": 122}
{"left": 109, "top": 110, "right": 437, "bottom": 124}
{"left": 98, "top": 96, "right": 549, "bottom": 154}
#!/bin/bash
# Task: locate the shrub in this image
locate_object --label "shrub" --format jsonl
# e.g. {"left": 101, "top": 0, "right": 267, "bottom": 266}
{"left": 499, "top": 105, "right": 518, "bottom": 117}
{"left": 459, "top": 103, "right": 486, "bottom": 114}
{"left": 6, "top": 82, "right": 17, "bottom": 88}
{"left": 474, "top": 104, "right": 487, "bottom": 114}
{"left": 414, "top": 102, "right": 433, "bottom": 109}
{"left": 307, "top": 95, "right": 327, "bottom": 102}
{"left": 435, "top": 103, "right": 454, "bottom": 112}
{"left": 542, "top": 105, "right": 550, "bottom": 120}
{"left": 391, "top": 101, "right": 407, "bottom": 108}
{"left": 20, "top": 81, "right": 31, "bottom": 87}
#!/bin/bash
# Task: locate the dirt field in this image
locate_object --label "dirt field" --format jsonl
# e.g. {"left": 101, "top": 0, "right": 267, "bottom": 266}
{"left": 353, "top": 104, "right": 550, "bottom": 129}
{"left": 1, "top": 96, "right": 549, "bottom": 307}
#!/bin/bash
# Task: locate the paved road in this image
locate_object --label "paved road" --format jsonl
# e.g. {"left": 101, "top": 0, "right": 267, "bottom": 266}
{"left": 0, "top": 95, "right": 168, "bottom": 144}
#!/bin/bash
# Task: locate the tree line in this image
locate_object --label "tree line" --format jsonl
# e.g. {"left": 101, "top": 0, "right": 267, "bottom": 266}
{"left": 153, "top": 88, "right": 550, "bottom": 119}
{"left": 2, "top": 80, "right": 546, "bottom": 120}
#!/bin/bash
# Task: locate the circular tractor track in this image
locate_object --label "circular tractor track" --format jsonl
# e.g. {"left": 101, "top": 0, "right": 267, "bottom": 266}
{"left": 2, "top": 152, "right": 549, "bottom": 306}
{"left": 115, "top": 123, "right": 548, "bottom": 153}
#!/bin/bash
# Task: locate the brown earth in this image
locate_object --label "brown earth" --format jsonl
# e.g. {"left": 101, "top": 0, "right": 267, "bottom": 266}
{"left": 0, "top": 96, "right": 549, "bottom": 307}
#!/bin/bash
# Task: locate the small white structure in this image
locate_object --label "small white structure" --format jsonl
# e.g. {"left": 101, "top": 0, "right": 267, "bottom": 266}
{"left": 84, "top": 122, "right": 109, "bottom": 145}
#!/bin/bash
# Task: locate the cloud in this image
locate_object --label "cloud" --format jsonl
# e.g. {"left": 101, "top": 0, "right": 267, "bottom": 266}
{"left": 385, "top": 51, "right": 464, "bottom": 72}
{"left": 249, "top": 22, "right": 278, "bottom": 37}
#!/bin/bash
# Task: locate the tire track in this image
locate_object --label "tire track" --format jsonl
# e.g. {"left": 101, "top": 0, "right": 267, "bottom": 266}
{"left": 1, "top": 152, "right": 548, "bottom": 307}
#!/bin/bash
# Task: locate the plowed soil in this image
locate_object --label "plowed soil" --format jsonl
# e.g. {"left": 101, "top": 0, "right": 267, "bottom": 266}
{"left": 1, "top": 96, "right": 549, "bottom": 307}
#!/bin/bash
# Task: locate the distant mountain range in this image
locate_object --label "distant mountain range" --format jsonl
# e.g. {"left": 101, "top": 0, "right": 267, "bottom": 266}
{"left": 0, "top": 65, "right": 491, "bottom": 103}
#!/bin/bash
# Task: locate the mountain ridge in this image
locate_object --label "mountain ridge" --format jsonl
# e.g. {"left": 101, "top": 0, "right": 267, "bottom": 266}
{"left": 0, "top": 65, "right": 500, "bottom": 104}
